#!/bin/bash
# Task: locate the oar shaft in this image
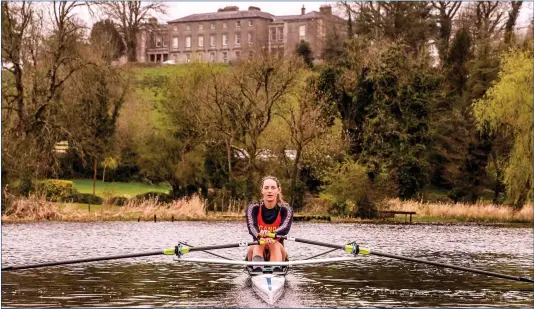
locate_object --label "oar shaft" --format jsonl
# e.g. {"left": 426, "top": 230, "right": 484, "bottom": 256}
{"left": 2, "top": 241, "right": 261, "bottom": 272}
{"left": 277, "top": 235, "right": 534, "bottom": 284}
{"left": 372, "top": 250, "right": 534, "bottom": 283}
{"left": 2, "top": 250, "right": 163, "bottom": 271}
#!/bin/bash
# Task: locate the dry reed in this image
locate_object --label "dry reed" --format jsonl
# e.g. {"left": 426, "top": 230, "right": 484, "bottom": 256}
{"left": 116, "top": 194, "right": 207, "bottom": 220}
{"left": 2, "top": 195, "right": 64, "bottom": 221}
{"left": 3, "top": 195, "right": 533, "bottom": 224}
{"left": 386, "top": 198, "right": 533, "bottom": 223}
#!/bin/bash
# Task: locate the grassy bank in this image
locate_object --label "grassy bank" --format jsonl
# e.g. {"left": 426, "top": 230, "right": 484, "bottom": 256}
{"left": 72, "top": 179, "right": 170, "bottom": 198}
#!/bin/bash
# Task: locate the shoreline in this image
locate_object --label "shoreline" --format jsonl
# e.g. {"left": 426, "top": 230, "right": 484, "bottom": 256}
{"left": 2, "top": 196, "right": 531, "bottom": 227}
{"left": 2, "top": 215, "right": 531, "bottom": 228}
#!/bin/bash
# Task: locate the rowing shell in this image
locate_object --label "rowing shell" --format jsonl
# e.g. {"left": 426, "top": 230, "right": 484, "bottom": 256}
{"left": 174, "top": 257, "right": 359, "bottom": 305}
{"left": 247, "top": 265, "right": 288, "bottom": 305}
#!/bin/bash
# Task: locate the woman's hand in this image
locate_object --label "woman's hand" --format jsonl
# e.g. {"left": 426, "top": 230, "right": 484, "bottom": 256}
{"left": 257, "top": 230, "right": 271, "bottom": 238}
{"left": 259, "top": 237, "right": 276, "bottom": 245}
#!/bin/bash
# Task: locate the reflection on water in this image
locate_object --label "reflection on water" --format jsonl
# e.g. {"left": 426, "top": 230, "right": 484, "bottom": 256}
{"left": 2, "top": 222, "right": 533, "bottom": 307}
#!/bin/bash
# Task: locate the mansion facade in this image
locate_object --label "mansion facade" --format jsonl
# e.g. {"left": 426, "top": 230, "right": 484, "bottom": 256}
{"left": 136, "top": 5, "right": 345, "bottom": 64}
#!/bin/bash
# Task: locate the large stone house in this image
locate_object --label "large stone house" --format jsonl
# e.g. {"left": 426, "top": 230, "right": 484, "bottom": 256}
{"left": 136, "top": 5, "right": 346, "bottom": 64}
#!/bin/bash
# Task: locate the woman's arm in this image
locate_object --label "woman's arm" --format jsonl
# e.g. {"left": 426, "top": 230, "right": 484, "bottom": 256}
{"left": 246, "top": 203, "right": 260, "bottom": 239}
{"left": 274, "top": 203, "right": 293, "bottom": 236}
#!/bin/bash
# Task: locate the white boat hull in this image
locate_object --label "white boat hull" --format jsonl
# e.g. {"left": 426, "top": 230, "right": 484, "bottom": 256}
{"left": 251, "top": 274, "right": 285, "bottom": 305}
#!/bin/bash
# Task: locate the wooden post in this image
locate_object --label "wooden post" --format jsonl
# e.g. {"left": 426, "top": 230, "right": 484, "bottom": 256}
{"left": 410, "top": 214, "right": 413, "bottom": 224}
{"left": 138, "top": 217, "right": 140, "bottom": 222}
{"left": 171, "top": 215, "right": 174, "bottom": 222}
{"left": 154, "top": 214, "right": 157, "bottom": 222}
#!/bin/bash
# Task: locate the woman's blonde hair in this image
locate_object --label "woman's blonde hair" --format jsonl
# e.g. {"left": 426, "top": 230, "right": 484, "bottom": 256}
{"left": 261, "top": 175, "right": 285, "bottom": 204}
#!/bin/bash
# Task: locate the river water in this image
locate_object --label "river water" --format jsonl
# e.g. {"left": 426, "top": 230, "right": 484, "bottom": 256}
{"left": 1, "top": 221, "right": 532, "bottom": 307}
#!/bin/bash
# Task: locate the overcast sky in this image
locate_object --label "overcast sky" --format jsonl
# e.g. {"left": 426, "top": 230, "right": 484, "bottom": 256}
{"left": 160, "top": 2, "right": 337, "bottom": 21}
{"left": 79, "top": 1, "right": 532, "bottom": 29}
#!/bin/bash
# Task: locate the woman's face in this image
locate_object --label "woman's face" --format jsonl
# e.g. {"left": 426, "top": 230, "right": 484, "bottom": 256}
{"left": 262, "top": 179, "right": 280, "bottom": 203}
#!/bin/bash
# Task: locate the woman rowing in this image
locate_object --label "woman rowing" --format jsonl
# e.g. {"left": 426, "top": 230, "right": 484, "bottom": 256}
{"left": 246, "top": 176, "right": 293, "bottom": 267}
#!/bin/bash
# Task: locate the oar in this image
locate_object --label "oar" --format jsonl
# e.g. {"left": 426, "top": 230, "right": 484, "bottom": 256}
{"left": 2, "top": 241, "right": 261, "bottom": 271}
{"left": 272, "top": 234, "right": 534, "bottom": 284}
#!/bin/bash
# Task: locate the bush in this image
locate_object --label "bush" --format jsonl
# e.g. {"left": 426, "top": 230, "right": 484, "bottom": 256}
{"left": 320, "top": 159, "right": 388, "bottom": 218}
{"left": 321, "top": 160, "right": 370, "bottom": 215}
{"left": 63, "top": 193, "right": 103, "bottom": 205}
{"left": 134, "top": 191, "right": 172, "bottom": 204}
{"left": 106, "top": 196, "right": 129, "bottom": 206}
{"left": 35, "top": 180, "right": 78, "bottom": 202}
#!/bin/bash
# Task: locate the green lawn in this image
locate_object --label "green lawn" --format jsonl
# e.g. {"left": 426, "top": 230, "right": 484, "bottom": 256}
{"left": 72, "top": 179, "right": 170, "bottom": 198}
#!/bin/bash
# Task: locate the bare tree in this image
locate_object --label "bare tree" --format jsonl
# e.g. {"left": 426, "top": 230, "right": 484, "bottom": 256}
{"left": 465, "top": 1, "right": 507, "bottom": 42}
{"left": 431, "top": 1, "right": 462, "bottom": 63}
{"left": 228, "top": 51, "right": 304, "bottom": 196}
{"left": 2, "top": 1, "right": 92, "bottom": 187}
{"left": 276, "top": 77, "right": 332, "bottom": 208}
{"left": 98, "top": 1, "right": 166, "bottom": 62}
{"left": 202, "top": 68, "right": 240, "bottom": 182}
{"left": 1, "top": 2, "right": 33, "bottom": 129}
{"left": 504, "top": 1, "right": 523, "bottom": 44}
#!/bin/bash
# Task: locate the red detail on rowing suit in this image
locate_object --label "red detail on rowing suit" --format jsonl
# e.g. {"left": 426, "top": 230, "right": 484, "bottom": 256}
{"left": 257, "top": 203, "right": 281, "bottom": 241}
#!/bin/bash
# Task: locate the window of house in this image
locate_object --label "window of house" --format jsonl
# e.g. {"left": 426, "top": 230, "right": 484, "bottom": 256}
{"left": 270, "top": 28, "right": 276, "bottom": 41}
{"left": 186, "top": 53, "right": 191, "bottom": 63}
{"left": 197, "top": 52, "right": 203, "bottom": 60}
{"left": 185, "top": 36, "right": 191, "bottom": 48}
{"left": 248, "top": 50, "right": 254, "bottom": 59}
{"left": 299, "top": 25, "right": 306, "bottom": 37}
{"left": 210, "top": 51, "right": 216, "bottom": 62}
{"left": 172, "top": 37, "right": 179, "bottom": 49}
{"left": 172, "top": 53, "right": 178, "bottom": 60}
{"left": 248, "top": 32, "right": 253, "bottom": 44}
{"left": 235, "top": 50, "right": 241, "bottom": 59}
{"left": 236, "top": 20, "right": 241, "bottom": 28}
{"left": 222, "top": 34, "right": 228, "bottom": 46}
{"left": 162, "top": 39, "right": 167, "bottom": 47}
{"left": 249, "top": 20, "right": 254, "bottom": 26}
{"left": 173, "top": 26, "right": 178, "bottom": 32}
{"left": 186, "top": 24, "right": 191, "bottom": 31}
{"left": 210, "top": 23, "right": 215, "bottom": 30}
{"left": 198, "top": 36, "right": 204, "bottom": 47}
{"left": 222, "top": 51, "right": 228, "bottom": 63}
{"left": 277, "top": 27, "right": 283, "bottom": 41}
{"left": 199, "top": 24, "right": 203, "bottom": 30}
{"left": 235, "top": 33, "right": 241, "bottom": 45}
{"left": 156, "top": 36, "right": 162, "bottom": 47}
{"left": 222, "top": 22, "right": 227, "bottom": 29}
{"left": 210, "top": 35, "right": 216, "bottom": 47}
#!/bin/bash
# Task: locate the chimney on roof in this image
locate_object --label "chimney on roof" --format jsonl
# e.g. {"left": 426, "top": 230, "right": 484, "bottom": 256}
{"left": 301, "top": 5, "right": 305, "bottom": 15}
{"left": 248, "top": 6, "right": 261, "bottom": 12}
{"left": 319, "top": 5, "right": 332, "bottom": 15}
{"left": 218, "top": 6, "right": 239, "bottom": 12}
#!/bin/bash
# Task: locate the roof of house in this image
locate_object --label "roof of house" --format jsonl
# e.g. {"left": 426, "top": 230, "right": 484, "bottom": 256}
{"left": 168, "top": 10, "right": 274, "bottom": 23}
{"left": 274, "top": 11, "right": 323, "bottom": 21}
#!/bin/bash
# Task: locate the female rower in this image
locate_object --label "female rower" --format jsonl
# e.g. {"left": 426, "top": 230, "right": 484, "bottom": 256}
{"left": 246, "top": 176, "right": 293, "bottom": 264}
